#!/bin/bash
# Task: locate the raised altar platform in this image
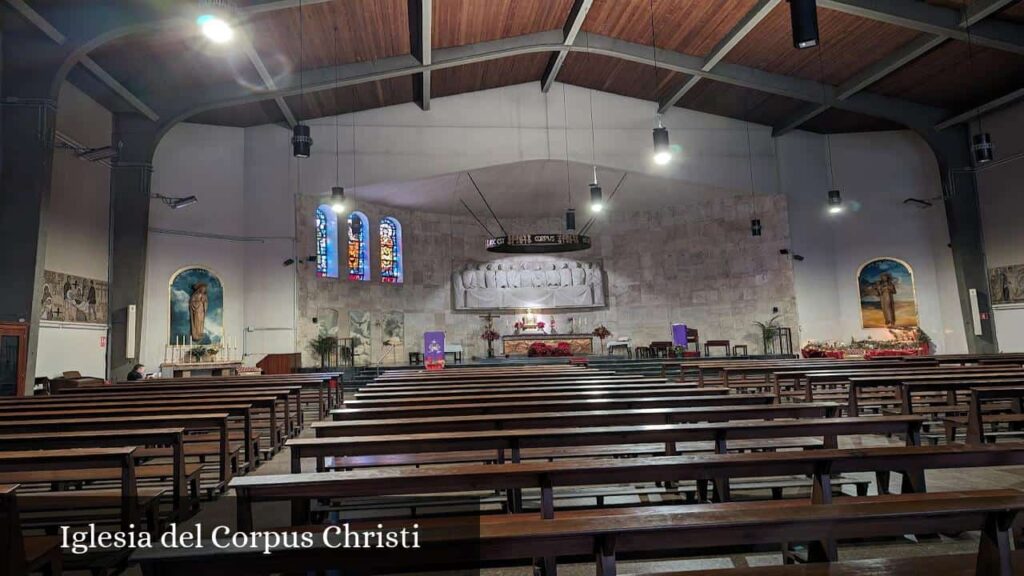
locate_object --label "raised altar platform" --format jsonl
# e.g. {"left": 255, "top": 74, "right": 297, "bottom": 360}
{"left": 502, "top": 334, "right": 594, "bottom": 356}
{"left": 159, "top": 361, "right": 243, "bottom": 378}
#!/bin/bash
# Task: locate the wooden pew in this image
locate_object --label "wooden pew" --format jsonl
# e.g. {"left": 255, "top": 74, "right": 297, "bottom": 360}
{"left": 290, "top": 416, "right": 925, "bottom": 473}
{"left": 1, "top": 484, "right": 62, "bottom": 576}
{"left": 0, "top": 396, "right": 284, "bottom": 456}
{"left": 233, "top": 442, "right": 1024, "bottom": 530}
{"left": 314, "top": 402, "right": 842, "bottom": 437}
{"left": 0, "top": 448, "right": 146, "bottom": 531}
{"left": 344, "top": 386, "right": 732, "bottom": 409}
{"left": 0, "top": 414, "right": 233, "bottom": 489}
{"left": 331, "top": 394, "right": 774, "bottom": 421}
{"left": 135, "top": 490, "right": 1024, "bottom": 576}
{"left": 847, "top": 371, "right": 1024, "bottom": 416}
{"left": 0, "top": 404, "right": 256, "bottom": 473}
{"left": 966, "top": 386, "right": 1024, "bottom": 445}
{"left": 353, "top": 381, "right": 712, "bottom": 401}
{"left": 22, "top": 386, "right": 303, "bottom": 441}
{"left": 358, "top": 375, "right": 667, "bottom": 393}
{"left": 0, "top": 428, "right": 194, "bottom": 518}
{"left": 59, "top": 376, "right": 330, "bottom": 419}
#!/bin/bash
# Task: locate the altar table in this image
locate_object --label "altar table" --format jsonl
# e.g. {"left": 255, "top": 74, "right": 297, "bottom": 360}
{"left": 159, "top": 361, "right": 243, "bottom": 378}
{"left": 502, "top": 334, "right": 594, "bottom": 356}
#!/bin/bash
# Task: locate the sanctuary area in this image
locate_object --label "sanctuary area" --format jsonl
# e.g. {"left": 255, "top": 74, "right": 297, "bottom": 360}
{"left": 3, "top": 0, "right": 1024, "bottom": 575}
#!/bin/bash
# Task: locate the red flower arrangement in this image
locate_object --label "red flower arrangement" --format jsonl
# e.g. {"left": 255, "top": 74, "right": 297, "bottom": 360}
{"left": 537, "top": 321, "right": 546, "bottom": 330}
{"left": 528, "top": 342, "right": 573, "bottom": 357}
{"left": 481, "top": 329, "right": 500, "bottom": 342}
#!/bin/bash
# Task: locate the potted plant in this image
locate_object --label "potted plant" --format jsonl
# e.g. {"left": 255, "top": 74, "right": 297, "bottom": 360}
{"left": 753, "top": 314, "right": 781, "bottom": 355}
{"left": 188, "top": 346, "right": 208, "bottom": 362}
{"left": 308, "top": 328, "right": 339, "bottom": 369}
{"left": 592, "top": 325, "right": 611, "bottom": 355}
{"left": 481, "top": 328, "right": 500, "bottom": 358}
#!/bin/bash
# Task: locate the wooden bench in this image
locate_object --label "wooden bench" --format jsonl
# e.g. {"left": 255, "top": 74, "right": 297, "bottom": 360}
{"left": 331, "top": 394, "right": 774, "bottom": 420}
{"left": 134, "top": 490, "right": 1024, "bottom": 576}
{"left": 353, "top": 382, "right": 723, "bottom": 401}
{"left": 291, "top": 416, "right": 925, "bottom": 473}
{"left": 848, "top": 371, "right": 1024, "bottom": 415}
{"left": 966, "top": 387, "right": 1024, "bottom": 445}
{"left": 0, "top": 448, "right": 146, "bottom": 531}
{"left": 0, "top": 403, "right": 256, "bottom": 473}
{"left": 1, "top": 484, "right": 62, "bottom": 576}
{"left": 0, "top": 428, "right": 195, "bottom": 518}
{"left": 314, "top": 402, "right": 842, "bottom": 437}
{"left": 344, "top": 385, "right": 730, "bottom": 408}
{"left": 0, "top": 413, "right": 233, "bottom": 489}
{"left": 233, "top": 442, "right": 1024, "bottom": 530}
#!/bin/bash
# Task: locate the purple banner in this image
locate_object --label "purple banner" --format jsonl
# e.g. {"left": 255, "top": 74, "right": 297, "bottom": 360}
{"left": 671, "top": 323, "right": 688, "bottom": 347}
{"left": 424, "top": 331, "right": 446, "bottom": 371}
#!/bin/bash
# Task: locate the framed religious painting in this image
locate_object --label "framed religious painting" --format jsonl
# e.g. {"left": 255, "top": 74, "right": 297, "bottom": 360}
{"left": 169, "top": 267, "right": 224, "bottom": 345}
{"left": 857, "top": 258, "right": 919, "bottom": 329}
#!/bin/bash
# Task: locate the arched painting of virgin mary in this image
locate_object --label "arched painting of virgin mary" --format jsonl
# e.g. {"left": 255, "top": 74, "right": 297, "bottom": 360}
{"left": 169, "top": 267, "right": 224, "bottom": 345}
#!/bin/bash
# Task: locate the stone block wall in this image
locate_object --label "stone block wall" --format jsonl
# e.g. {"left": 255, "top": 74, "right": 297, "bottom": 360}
{"left": 296, "top": 192, "right": 798, "bottom": 365}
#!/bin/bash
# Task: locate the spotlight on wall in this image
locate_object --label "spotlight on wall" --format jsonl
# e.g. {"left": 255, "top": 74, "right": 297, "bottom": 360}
{"left": 282, "top": 258, "right": 296, "bottom": 267}
{"left": 779, "top": 248, "right": 804, "bottom": 261}
{"left": 197, "top": 13, "right": 234, "bottom": 43}
{"left": 793, "top": 254, "right": 805, "bottom": 261}
{"left": 751, "top": 219, "right": 762, "bottom": 237}
{"left": 652, "top": 124, "right": 671, "bottom": 166}
{"left": 827, "top": 189, "right": 844, "bottom": 214}
{"left": 789, "top": 0, "right": 820, "bottom": 49}
{"left": 292, "top": 124, "right": 312, "bottom": 158}
{"left": 152, "top": 194, "right": 199, "bottom": 209}
{"left": 973, "top": 132, "right": 993, "bottom": 165}
{"left": 330, "top": 186, "right": 346, "bottom": 213}
{"left": 566, "top": 208, "right": 577, "bottom": 232}
{"left": 589, "top": 183, "right": 604, "bottom": 213}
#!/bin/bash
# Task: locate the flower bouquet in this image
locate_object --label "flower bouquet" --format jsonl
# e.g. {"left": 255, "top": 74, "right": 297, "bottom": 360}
{"left": 481, "top": 328, "right": 500, "bottom": 358}
{"left": 592, "top": 325, "right": 612, "bottom": 354}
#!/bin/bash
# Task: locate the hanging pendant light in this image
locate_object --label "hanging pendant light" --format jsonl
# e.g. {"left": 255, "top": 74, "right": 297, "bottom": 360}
{"left": 789, "top": 0, "right": 820, "bottom": 49}
{"left": 653, "top": 121, "right": 671, "bottom": 166}
{"left": 965, "top": 15, "right": 993, "bottom": 165}
{"left": 566, "top": 208, "right": 577, "bottom": 232}
{"left": 292, "top": 124, "right": 312, "bottom": 158}
{"left": 589, "top": 165, "right": 603, "bottom": 213}
{"left": 291, "top": 0, "right": 311, "bottom": 158}
{"left": 330, "top": 186, "right": 346, "bottom": 213}
{"left": 828, "top": 189, "right": 844, "bottom": 214}
{"left": 973, "top": 132, "right": 993, "bottom": 164}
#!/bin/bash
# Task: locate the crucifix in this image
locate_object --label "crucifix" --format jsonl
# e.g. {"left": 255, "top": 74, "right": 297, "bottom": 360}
{"left": 479, "top": 313, "right": 501, "bottom": 358}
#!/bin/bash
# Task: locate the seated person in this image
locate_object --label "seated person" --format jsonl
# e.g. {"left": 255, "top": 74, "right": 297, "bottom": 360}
{"left": 127, "top": 363, "right": 146, "bottom": 381}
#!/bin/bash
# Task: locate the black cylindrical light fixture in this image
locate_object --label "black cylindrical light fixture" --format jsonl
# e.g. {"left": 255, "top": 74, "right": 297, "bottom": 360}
{"left": 566, "top": 208, "right": 576, "bottom": 231}
{"left": 827, "top": 189, "right": 843, "bottom": 214}
{"left": 751, "top": 218, "right": 762, "bottom": 237}
{"left": 589, "top": 182, "right": 604, "bottom": 213}
{"left": 789, "top": 0, "right": 819, "bottom": 49}
{"left": 652, "top": 126, "right": 671, "bottom": 165}
{"left": 973, "top": 132, "right": 993, "bottom": 164}
{"left": 330, "top": 186, "right": 346, "bottom": 213}
{"left": 292, "top": 123, "right": 312, "bottom": 158}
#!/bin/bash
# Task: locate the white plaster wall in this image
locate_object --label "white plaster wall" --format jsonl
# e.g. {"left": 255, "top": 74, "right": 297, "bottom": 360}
{"left": 141, "top": 124, "right": 247, "bottom": 370}
{"left": 36, "top": 83, "right": 112, "bottom": 378}
{"left": 778, "top": 130, "right": 968, "bottom": 353}
{"left": 975, "top": 100, "right": 1024, "bottom": 351}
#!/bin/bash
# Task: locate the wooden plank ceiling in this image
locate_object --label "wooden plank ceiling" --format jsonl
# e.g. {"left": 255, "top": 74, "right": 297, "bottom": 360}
{"left": 81, "top": 0, "right": 1015, "bottom": 132}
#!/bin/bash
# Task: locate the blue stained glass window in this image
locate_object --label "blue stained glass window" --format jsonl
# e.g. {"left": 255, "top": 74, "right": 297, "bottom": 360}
{"left": 315, "top": 205, "right": 339, "bottom": 278}
{"left": 379, "top": 217, "right": 403, "bottom": 284}
{"left": 347, "top": 211, "right": 370, "bottom": 281}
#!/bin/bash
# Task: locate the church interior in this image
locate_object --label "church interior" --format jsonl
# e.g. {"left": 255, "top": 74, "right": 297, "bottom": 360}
{"left": 4, "top": 0, "right": 1024, "bottom": 574}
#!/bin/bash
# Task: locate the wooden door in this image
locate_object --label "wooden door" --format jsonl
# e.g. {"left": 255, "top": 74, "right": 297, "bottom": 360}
{"left": 0, "top": 323, "right": 28, "bottom": 396}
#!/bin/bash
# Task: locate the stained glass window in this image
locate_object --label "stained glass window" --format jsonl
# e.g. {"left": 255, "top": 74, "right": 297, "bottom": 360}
{"left": 379, "top": 217, "right": 403, "bottom": 284}
{"left": 347, "top": 211, "right": 370, "bottom": 281}
{"left": 315, "top": 205, "right": 339, "bottom": 278}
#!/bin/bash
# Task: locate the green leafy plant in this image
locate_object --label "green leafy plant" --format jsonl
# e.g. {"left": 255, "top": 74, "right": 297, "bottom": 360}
{"left": 308, "top": 328, "right": 340, "bottom": 368}
{"left": 754, "top": 314, "right": 781, "bottom": 354}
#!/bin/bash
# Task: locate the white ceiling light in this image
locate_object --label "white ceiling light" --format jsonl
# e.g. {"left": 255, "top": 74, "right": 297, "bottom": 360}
{"left": 197, "top": 14, "right": 234, "bottom": 44}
